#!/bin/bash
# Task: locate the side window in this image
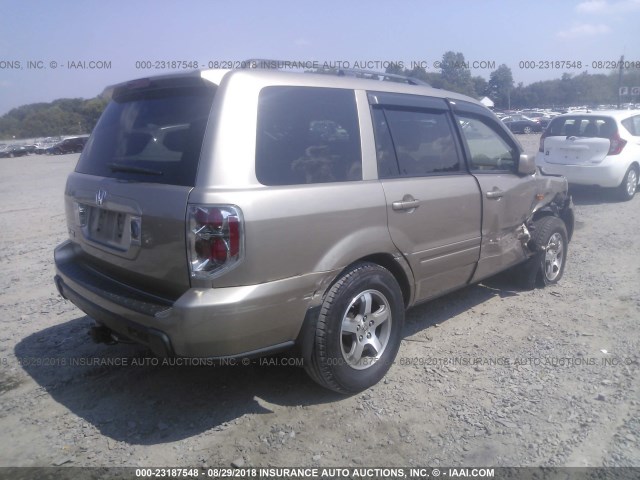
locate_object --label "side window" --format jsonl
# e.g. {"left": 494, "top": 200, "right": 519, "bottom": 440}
{"left": 621, "top": 118, "right": 634, "bottom": 136}
{"left": 372, "top": 107, "right": 461, "bottom": 178}
{"left": 621, "top": 115, "right": 640, "bottom": 136}
{"left": 456, "top": 115, "right": 518, "bottom": 172}
{"left": 634, "top": 116, "right": 640, "bottom": 136}
{"left": 256, "top": 86, "right": 362, "bottom": 186}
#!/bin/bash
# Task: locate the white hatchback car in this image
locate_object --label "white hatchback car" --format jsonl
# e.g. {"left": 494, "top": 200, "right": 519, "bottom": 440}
{"left": 536, "top": 110, "right": 640, "bottom": 201}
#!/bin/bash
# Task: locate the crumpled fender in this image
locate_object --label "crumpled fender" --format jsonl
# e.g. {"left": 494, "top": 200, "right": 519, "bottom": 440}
{"left": 523, "top": 172, "right": 575, "bottom": 252}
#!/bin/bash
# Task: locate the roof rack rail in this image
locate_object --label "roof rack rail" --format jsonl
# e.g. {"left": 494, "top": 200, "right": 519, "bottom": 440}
{"left": 238, "top": 59, "right": 430, "bottom": 87}
{"left": 335, "top": 68, "right": 429, "bottom": 86}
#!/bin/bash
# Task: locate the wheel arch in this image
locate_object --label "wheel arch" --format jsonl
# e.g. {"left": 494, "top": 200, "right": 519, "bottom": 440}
{"left": 323, "top": 253, "right": 413, "bottom": 309}
{"left": 531, "top": 209, "right": 574, "bottom": 242}
{"left": 530, "top": 193, "right": 574, "bottom": 242}
{"left": 295, "top": 252, "right": 414, "bottom": 359}
{"left": 357, "top": 253, "right": 413, "bottom": 309}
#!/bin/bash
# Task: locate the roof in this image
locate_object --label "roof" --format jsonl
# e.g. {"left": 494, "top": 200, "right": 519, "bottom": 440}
{"left": 220, "top": 69, "right": 483, "bottom": 105}
{"left": 105, "top": 68, "right": 484, "bottom": 108}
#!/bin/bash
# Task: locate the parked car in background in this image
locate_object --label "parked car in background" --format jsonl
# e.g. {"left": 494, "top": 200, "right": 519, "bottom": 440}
{"left": 0, "top": 144, "right": 29, "bottom": 158}
{"left": 536, "top": 110, "right": 640, "bottom": 201}
{"left": 501, "top": 114, "right": 542, "bottom": 134}
{"left": 46, "top": 135, "right": 89, "bottom": 155}
{"left": 22, "top": 144, "right": 38, "bottom": 154}
{"left": 35, "top": 138, "right": 60, "bottom": 154}
{"left": 523, "top": 112, "right": 553, "bottom": 129}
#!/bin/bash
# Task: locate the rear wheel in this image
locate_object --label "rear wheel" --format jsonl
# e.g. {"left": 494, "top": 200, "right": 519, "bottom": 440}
{"left": 523, "top": 126, "right": 533, "bottom": 134}
{"left": 616, "top": 165, "right": 638, "bottom": 201}
{"left": 304, "top": 262, "right": 404, "bottom": 394}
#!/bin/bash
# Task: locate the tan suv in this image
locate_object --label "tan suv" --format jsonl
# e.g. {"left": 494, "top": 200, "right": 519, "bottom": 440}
{"left": 54, "top": 66, "right": 574, "bottom": 393}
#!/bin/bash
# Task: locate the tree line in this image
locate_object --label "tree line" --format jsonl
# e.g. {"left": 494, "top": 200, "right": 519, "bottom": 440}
{"left": 2, "top": 52, "right": 639, "bottom": 140}
{"left": 0, "top": 97, "right": 107, "bottom": 141}
{"left": 382, "top": 51, "right": 640, "bottom": 109}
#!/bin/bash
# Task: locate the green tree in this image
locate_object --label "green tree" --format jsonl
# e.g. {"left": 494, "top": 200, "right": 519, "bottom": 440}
{"left": 384, "top": 62, "right": 405, "bottom": 77}
{"left": 405, "top": 66, "right": 429, "bottom": 83}
{"left": 471, "top": 76, "right": 489, "bottom": 98}
{"left": 437, "top": 51, "right": 476, "bottom": 96}
{"left": 80, "top": 97, "right": 109, "bottom": 129}
{"left": 0, "top": 96, "right": 108, "bottom": 140}
{"left": 487, "top": 64, "right": 514, "bottom": 109}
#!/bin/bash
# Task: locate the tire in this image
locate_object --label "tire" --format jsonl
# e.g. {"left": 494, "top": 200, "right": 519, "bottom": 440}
{"left": 532, "top": 216, "right": 568, "bottom": 287}
{"left": 304, "top": 262, "right": 404, "bottom": 394}
{"left": 616, "top": 165, "right": 638, "bottom": 201}
{"left": 512, "top": 216, "right": 568, "bottom": 289}
{"left": 523, "top": 126, "right": 533, "bottom": 134}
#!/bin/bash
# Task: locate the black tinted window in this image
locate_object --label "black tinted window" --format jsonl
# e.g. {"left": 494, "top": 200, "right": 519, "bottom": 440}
{"left": 76, "top": 84, "right": 215, "bottom": 186}
{"left": 256, "top": 87, "right": 362, "bottom": 185}
{"left": 375, "top": 108, "right": 460, "bottom": 177}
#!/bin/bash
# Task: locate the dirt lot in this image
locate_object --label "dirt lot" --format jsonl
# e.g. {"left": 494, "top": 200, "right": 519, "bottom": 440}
{"left": 0, "top": 135, "right": 638, "bottom": 469}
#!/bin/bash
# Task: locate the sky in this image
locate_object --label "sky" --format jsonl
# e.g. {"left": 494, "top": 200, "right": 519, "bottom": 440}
{"left": 0, "top": 0, "right": 638, "bottom": 115}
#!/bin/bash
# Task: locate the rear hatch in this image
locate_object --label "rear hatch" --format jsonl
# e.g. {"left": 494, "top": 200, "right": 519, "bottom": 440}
{"left": 66, "top": 74, "right": 217, "bottom": 299}
{"left": 541, "top": 115, "right": 615, "bottom": 165}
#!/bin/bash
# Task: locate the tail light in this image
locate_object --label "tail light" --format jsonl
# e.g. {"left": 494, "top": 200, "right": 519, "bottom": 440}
{"left": 607, "top": 131, "right": 627, "bottom": 155}
{"left": 187, "top": 205, "right": 244, "bottom": 279}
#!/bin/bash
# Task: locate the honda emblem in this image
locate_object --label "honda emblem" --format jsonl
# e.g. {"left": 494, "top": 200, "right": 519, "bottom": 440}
{"left": 96, "top": 189, "right": 107, "bottom": 206}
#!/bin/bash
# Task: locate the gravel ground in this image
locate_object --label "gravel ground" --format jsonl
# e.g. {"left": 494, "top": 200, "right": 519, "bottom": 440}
{"left": 0, "top": 135, "right": 638, "bottom": 470}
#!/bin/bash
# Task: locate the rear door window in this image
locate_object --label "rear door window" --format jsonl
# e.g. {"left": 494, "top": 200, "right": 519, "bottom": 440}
{"left": 256, "top": 86, "right": 362, "bottom": 185}
{"left": 76, "top": 79, "right": 216, "bottom": 186}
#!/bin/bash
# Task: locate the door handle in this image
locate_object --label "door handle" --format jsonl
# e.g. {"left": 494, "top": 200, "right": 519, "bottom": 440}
{"left": 486, "top": 189, "right": 504, "bottom": 199}
{"left": 392, "top": 199, "right": 420, "bottom": 211}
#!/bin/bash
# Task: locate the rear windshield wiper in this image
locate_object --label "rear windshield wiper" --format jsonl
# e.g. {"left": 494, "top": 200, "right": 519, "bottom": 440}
{"left": 108, "top": 163, "right": 163, "bottom": 176}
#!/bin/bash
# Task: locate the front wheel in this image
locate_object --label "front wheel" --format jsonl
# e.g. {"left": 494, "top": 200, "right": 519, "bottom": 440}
{"left": 523, "top": 126, "right": 533, "bottom": 134}
{"left": 616, "top": 165, "right": 638, "bottom": 201}
{"left": 514, "top": 216, "right": 568, "bottom": 289}
{"left": 304, "top": 262, "right": 404, "bottom": 394}
{"left": 533, "top": 216, "right": 568, "bottom": 287}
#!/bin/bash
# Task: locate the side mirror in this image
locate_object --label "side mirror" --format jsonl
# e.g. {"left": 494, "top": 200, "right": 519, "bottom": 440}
{"left": 517, "top": 154, "right": 536, "bottom": 175}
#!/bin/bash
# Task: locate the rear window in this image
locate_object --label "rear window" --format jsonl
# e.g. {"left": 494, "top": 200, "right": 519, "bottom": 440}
{"left": 547, "top": 116, "right": 617, "bottom": 138}
{"left": 256, "top": 86, "right": 362, "bottom": 185}
{"left": 76, "top": 80, "right": 215, "bottom": 186}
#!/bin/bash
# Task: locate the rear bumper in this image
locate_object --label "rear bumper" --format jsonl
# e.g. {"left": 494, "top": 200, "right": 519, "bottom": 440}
{"left": 55, "top": 275, "right": 175, "bottom": 356}
{"left": 535, "top": 154, "right": 629, "bottom": 188}
{"left": 55, "top": 240, "right": 332, "bottom": 358}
